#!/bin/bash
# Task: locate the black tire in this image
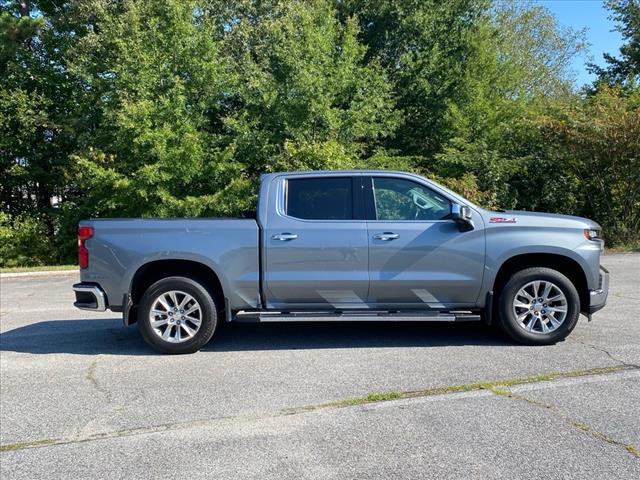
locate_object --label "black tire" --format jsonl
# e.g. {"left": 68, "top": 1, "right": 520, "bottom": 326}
{"left": 497, "top": 267, "right": 580, "bottom": 345}
{"left": 138, "top": 276, "right": 218, "bottom": 354}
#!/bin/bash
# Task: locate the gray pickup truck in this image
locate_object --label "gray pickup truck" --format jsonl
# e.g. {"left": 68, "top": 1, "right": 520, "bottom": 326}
{"left": 73, "top": 170, "right": 609, "bottom": 353}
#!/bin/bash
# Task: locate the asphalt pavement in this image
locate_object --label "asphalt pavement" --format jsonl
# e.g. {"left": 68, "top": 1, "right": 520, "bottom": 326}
{"left": 1, "top": 254, "right": 638, "bottom": 479}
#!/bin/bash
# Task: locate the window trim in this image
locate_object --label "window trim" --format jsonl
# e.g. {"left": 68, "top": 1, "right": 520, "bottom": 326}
{"left": 281, "top": 175, "right": 366, "bottom": 222}
{"left": 364, "top": 176, "right": 454, "bottom": 223}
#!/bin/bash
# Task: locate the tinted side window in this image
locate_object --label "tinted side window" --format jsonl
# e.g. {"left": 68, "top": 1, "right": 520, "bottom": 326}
{"left": 373, "top": 178, "right": 450, "bottom": 221}
{"left": 286, "top": 177, "right": 353, "bottom": 220}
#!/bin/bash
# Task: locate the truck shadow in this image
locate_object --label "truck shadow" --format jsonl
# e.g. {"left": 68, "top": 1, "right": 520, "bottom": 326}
{"left": 0, "top": 319, "right": 513, "bottom": 355}
{"left": 207, "top": 322, "right": 511, "bottom": 352}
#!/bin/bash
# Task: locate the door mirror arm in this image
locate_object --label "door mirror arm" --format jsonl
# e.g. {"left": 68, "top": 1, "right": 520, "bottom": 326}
{"left": 450, "top": 203, "right": 474, "bottom": 232}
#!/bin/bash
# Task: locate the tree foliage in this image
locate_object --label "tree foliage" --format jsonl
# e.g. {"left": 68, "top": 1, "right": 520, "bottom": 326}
{"left": 68, "top": 0, "right": 244, "bottom": 220}
{"left": 1, "top": 0, "right": 639, "bottom": 266}
{"left": 539, "top": 86, "right": 640, "bottom": 245}
{"left": 589, "top": 0, "right": 640, "bottom": 86}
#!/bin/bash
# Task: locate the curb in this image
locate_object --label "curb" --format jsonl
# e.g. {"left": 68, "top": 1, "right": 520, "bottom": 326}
{"left": 0, "top": 270, "right": 78, "bottom": 279}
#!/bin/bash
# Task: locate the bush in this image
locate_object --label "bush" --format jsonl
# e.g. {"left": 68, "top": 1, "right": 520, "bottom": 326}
{"left": 0, "top": 212, "right": 57, "bottom": 267}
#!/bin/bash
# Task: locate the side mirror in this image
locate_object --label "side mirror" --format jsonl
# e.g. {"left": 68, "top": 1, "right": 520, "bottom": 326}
{"left": 451, "top": 203, "right": 474, "bottom": 231}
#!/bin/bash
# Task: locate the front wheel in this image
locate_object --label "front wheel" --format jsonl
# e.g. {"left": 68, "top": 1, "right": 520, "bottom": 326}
{"left": 497, "top": 267, "right": 580, "bottom": 345}
{"left": 138, "top": 276, "right": 218, "bottom": 354}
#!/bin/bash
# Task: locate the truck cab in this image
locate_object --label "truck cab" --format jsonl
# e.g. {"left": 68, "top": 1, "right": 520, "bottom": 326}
{"left": 259, "top": 171, "right": 486, "bottom": 310}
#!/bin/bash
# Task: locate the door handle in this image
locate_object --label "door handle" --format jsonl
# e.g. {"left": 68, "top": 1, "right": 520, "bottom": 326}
{"left": 272, "top": 232, "right": 298, "bottom": 241}
{"left": 373, "top": 232, "right": 399, "bottom": 241}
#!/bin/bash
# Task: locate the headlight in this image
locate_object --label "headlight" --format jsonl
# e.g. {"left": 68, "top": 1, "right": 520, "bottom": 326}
{"left": 583, "top": 228, "right": 602, "bottom": 241}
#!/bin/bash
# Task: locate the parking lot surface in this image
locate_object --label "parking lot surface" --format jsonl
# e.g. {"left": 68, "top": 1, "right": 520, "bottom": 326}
{"left": 1, "top": 254, "right": 638, "bottom": 479}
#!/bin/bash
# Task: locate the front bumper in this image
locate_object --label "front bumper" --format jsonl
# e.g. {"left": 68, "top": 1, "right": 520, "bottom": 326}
{"left": 587, "top": 266, "right": 609, "bottom": 315}
{"left": 73, "top": 283, "right": 107, "bottom": 311}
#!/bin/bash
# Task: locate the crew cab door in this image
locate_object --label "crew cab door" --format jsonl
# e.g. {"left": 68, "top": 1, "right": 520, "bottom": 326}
{"left": 365, "top": 175, "right": 485, "bottom": 308}
{"left": 263, "top": 174, "right": 369, "bottom": 309}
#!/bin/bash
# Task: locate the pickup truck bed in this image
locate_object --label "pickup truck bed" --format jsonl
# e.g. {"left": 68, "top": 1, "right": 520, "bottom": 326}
{"left": 78, "top": 218, "right": 261, "bottom": 312}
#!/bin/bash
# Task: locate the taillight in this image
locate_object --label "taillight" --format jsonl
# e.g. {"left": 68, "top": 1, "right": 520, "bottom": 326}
{"left": 78, "top": 226, "right": 94, "bottom": 269}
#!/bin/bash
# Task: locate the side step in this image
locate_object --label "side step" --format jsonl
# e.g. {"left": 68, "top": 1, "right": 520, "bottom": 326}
{"left": 234, "top": 310, "right": 481, "bottom": 323}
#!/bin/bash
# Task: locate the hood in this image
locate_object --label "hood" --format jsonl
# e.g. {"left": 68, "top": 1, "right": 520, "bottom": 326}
{"left": 482, "top": 210, "right": 601, "bottom": 230}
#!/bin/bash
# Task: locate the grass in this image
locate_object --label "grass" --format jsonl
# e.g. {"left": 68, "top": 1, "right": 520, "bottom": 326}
{"left": 283, "top": 365, "right": 631, "bottom": 414}
{"left": 0, "top": 264, "right": 76, "bottom": 273}
{"left": 0, "top": 438, "right": 58, "bottom": 452}
{"left": 328, "top": 391, "right": 404, "bottom": 407}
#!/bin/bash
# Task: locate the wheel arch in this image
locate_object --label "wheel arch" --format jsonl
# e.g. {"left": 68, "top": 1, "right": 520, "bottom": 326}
{"left": 492, "top": 253, "right": 589, "bottom": 313}
{"left": 128, "top": 259, "right": 226, "bottom": 325}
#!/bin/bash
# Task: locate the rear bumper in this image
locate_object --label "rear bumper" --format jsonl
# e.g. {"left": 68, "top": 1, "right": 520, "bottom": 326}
{"left": 587, "top": 266, "right": 609, "bottom": 315}
{"left": 73, "top": 283, "right": 107, "bottom": 311}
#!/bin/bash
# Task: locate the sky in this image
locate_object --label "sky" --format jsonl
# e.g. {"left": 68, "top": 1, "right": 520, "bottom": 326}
{"left": 535, "top": 0, "right": 623, "bottom": 87}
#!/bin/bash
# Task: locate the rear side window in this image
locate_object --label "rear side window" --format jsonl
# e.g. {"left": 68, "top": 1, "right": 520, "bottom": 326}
{"left": 286, "top": 177, "right": 353, "bottom": 220}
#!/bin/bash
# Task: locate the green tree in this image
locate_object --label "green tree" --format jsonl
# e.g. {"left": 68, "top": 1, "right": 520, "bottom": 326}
{"left": 589, "top": 0, "right": 640, "bottom": 86}
{"left": 218, "top": 0, "right": 399, "bottom": 173}
{"left": 0, "top": 0, "right": 86, "bottom": 263}
{"left": 338, "top": 0, "right": 488, "bottom": 160}
{"left": 66, "top": 0, "right": 247, "bottom": 221}
{"left": 435, "top": 1, "right": 586, "bottom": 211}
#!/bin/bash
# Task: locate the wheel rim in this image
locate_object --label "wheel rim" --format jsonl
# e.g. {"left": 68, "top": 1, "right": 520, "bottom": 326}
{"left": 512, "top": 280, "right": 568, "bottom": 334}
{"left": 149, "top": 290, "right": 202, "bottom": 343}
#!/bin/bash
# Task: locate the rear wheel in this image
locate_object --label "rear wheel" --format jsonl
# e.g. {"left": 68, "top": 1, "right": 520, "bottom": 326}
{"left": 497, "top": 267, "right": 580, "bottom": 345}
{"left": 138, "top": 276, "right": 218, "bottom": 354}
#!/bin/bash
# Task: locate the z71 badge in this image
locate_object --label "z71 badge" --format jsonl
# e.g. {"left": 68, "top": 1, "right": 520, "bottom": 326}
{"left": 490, "top": 217, "right": 518, "bottom": 223}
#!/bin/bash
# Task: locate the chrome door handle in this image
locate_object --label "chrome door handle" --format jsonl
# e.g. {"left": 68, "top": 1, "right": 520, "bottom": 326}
{"left": 272, "top": 233, "right": 298, "bottom": 241}
{"left": 373, "top": 232, "right": 399, "bottom": 241}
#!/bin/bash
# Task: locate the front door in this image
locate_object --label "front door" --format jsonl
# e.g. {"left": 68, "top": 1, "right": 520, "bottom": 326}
{"left": 263, "top": 174, "right": 370, "bottom": 309}
{"left": 366, "top": 176, "right": 485, "bottom": 308}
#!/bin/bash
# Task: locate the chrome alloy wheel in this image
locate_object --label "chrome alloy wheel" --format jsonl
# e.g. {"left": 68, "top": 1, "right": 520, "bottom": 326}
{"left": 149, "top": 290, "right": 202, "bottom": 343}
{"left": 512, "top": 280, "right": 568, "bottom": 334}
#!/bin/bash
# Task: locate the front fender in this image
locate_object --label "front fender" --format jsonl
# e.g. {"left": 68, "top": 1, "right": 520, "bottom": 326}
{"left": 480, "top": 226, "right": 598, "bottom": 303}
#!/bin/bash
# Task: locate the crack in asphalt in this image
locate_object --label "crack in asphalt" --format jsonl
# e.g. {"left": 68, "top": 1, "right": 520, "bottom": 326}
{"left": 570, "top": 339, "right": 640, "bottom": 369}
{"left": 2, "top": 364, "right": 637, "bottom": 454}
{"left": 85, "top": 360, "right": 113, "bottom": 404}
{"left": 488, "top": 386, "right": 640, "bottom": 459}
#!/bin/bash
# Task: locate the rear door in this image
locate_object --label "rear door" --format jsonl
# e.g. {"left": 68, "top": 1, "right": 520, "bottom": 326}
{"left": 263, "top": 174, "right": 369, "bottom": 309}
{"left": 365, "top": 175, "right": 485, "bottom": 308}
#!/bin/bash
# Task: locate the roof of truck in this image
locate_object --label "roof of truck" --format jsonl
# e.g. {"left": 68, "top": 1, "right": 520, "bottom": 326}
{"left": 260, "top": 170, "right": 417, "bottom": 180}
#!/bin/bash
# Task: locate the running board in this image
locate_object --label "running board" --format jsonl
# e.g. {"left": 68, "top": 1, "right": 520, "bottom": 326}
{"left": 234, "top": 310, "right": 481, "bottom": 323}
